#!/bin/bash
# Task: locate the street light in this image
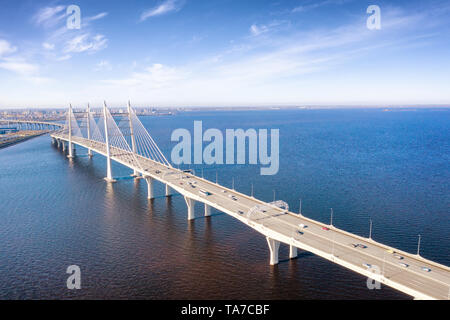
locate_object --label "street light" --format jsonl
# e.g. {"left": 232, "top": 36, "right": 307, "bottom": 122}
{"left": 330, "top": 208, "right": 334, "bottom": 227}
{"left": 369, "top": 219, "right": 373, "bottom": 240}
{"left": 417, "top": 234, "right": 421, "bottom": 256}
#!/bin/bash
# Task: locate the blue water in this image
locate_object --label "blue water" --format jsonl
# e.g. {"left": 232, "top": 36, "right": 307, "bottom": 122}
{"left": 0, "top": 108, "right": 448, "bottom": 299}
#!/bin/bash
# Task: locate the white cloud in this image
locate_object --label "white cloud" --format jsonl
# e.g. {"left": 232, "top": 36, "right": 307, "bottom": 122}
{"left": 85, "top": 12, "right": 108, "bottom": 23}
{"left": 140, "top": 0, "right": 183, "bottom": 21}
{"left": 95, "top": 60, "right": 112, "bottom": 71}
{"left": 0, "top": 40, "right": 17, "bottom": 57}
{"left": 96, "top": 7, "right": 440, "bottom": 106}
{"left": 250, "top": 24, "right": 269, "bottom": 36}
{"left": 42, "top": 42, "right": 55, "bottom": 50}
{"left": 0, "top": 59, "right": 39, "bottom": 76}
{"left": 33, "top": 6, "right": 66, "bottom": 27}
{"left": 31, "top": 6, "right": 108, "bottom": 60}
{"left": 250, "top": 21, "right": 290, "bottom": 37}
{"left": 56, "top": 54, "right": 72, "bottom": 61}
{"left": 64, "top": 34, "right": 108, "bottom": 54}
{"left": 103, "top": 63, "right": 187, "bottom": 88}
{"left": 292, "top": 0, "right": 353, "bottom": 13}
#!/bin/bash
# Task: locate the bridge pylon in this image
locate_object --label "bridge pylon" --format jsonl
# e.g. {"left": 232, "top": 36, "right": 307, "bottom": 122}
{"left": 103, "top": 101, "right": 116, "bottom": 183}
{"left": 86, "top": 103, "right": 93, "bottom": 158}
{"left": 127, "top": 101, "right": 139, "bottom": 177}
{"left": 67, "top": 104, "right": 74, "bottom": 159}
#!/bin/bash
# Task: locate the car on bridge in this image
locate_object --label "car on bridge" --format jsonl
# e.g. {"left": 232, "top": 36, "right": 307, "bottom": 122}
{"left": 199, "top": 189, "right": 212, "bottom": 196}
{"left": 322, "top": 227, "right": 330, "bottom": 231}
{"left": 298, "top": 224, "right": 307, "bottom": 229}
{"left": 399, "top": 263, "right": 409, "bottom": 268}
{"left": 421, "top": 267, "right": 431, "bottom": 272}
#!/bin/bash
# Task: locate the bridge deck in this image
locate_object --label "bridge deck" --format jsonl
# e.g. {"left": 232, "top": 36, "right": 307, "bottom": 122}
{"left": 52, "top": 133, "right": 450, "bottom": 300}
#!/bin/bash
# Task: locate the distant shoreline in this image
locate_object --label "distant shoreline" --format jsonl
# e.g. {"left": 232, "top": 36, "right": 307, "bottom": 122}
{"left": 0, "top": 132, "right": 48, "bottom": 150}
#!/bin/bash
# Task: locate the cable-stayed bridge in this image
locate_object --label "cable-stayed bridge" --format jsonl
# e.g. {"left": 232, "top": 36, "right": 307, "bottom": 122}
{"left": 40, "top": 102, "right": 450, "bottom": 299}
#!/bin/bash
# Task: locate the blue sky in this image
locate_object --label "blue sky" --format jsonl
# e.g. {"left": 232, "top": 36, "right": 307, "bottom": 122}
{"left": 0, "top": 0, "right": 449, "bottom": 108}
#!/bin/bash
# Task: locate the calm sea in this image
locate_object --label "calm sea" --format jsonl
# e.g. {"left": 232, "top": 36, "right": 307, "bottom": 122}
{"left": 0, "top": 109, "right": 448, "bottom": 299}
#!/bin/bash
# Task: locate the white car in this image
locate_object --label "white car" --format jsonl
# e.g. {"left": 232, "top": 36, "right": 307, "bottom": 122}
{"left": 399, "top": 263, "right": 409, "bottom": 268}
{"left": 362, "top": 263, "right": 372, "bottom": 268}
{"left": 421, "top": 267, "right": 431, "bottom": 272}
{"left": 298, "top": 224, "right": 307, "bottom": 229}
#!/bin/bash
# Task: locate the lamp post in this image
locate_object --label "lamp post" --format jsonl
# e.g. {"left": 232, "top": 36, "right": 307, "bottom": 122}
{"left": 417, "top": 234, "right": 421, "bottom": 256}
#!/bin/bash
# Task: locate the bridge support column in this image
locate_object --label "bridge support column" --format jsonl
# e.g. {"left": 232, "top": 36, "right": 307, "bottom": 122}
{"left": 127, "top": 101, "right": 139, "bottom": 177}
{"left": 204, "top": 204, "right": 211, "bottom": 217}
{"left": 62, "top": 141, "right": 66, "bottom": 151}
{"left": 67, "top": 104, "right": 74, "bottom": 159}
{"left": 145, "top": 177, "right": 154, "bottom": 200}
{"left": 266, "top": 237, "right": 280, "bottom": 265}
{"left": 289, "top": 245, "right": 298, "bottom": 259}
{"left": 184, "top": 197, "right": 195, "bottom": 221}
{"left": 103, "top": 101, "right": 116, "bottom": 183}
{"left": 68, "top": 145, "right": 75, "bottom": 159}
{"left": 165, "top": 184, "right": 172, "bottom": 197}
{"left": 86, "top": 103, "right": 93, "bottom": 158}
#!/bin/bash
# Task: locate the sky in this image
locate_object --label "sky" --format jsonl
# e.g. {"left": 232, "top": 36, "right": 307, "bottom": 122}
{"left": 0, "top": 0, "right": 450, "bottom": 108}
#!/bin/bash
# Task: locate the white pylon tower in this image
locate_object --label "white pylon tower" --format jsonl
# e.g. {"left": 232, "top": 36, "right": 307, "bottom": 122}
{"left": 127, "top": 100, "right": 138, "bottom": 177}
{"left": 67, "top": 104, "right": 74, "bottom": 159}
{"left": 87, "top": 103, "right": 93, "bottom": 158}
{"left": 103, "top": 101, "right": 116, "bottom": 182}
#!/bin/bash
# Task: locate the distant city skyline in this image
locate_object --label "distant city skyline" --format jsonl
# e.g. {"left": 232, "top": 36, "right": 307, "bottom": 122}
{"left": 1, "top": 0, "right": 450, "bottom": 108}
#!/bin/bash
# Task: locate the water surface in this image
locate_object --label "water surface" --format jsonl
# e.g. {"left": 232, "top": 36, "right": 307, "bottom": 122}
{"left": 0, "top": 109, "right": 448, "bottom": 299}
